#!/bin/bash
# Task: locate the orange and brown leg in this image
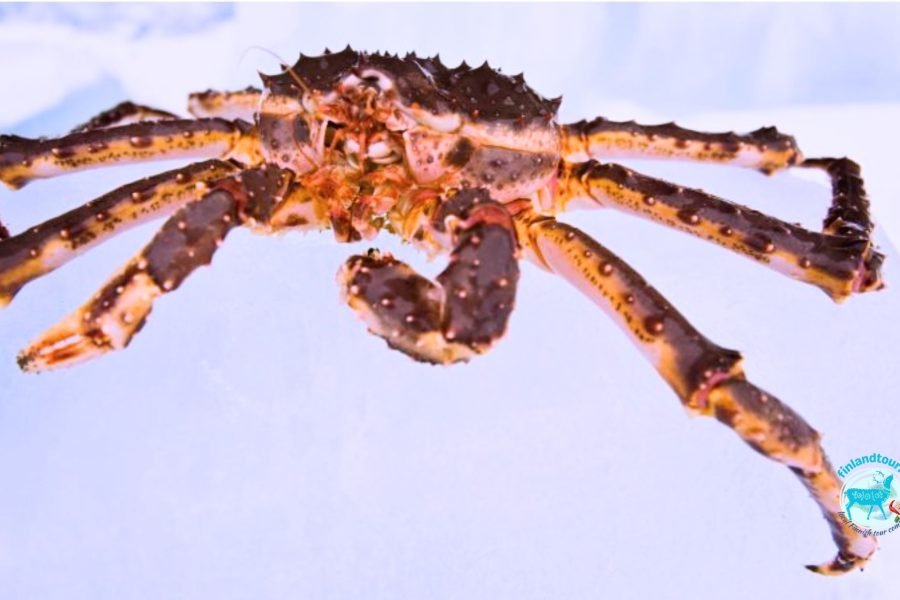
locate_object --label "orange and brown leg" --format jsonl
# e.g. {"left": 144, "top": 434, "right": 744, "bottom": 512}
{"left": 340, "top": 189, "right": 520, "bottom": 364}
{"left": 555, "top": 160, "right": 884, "bottom": 301}
{"left": 0, "top": 118, "right": 261, "bottom": 189}
{"left": 67, "top": 88, "right": 263, "bottom": 127}
{"left": 800, "top": 157, "right": 874, "bottom": 238}
{"left": 188, "top": 87, "right": 262, "bottom": 121}
{"left": 70, "top": 101, "right": 181, "bottom": 133}
{"left": 0, "top": 159, "right": 239, "bottom": 306}
{"left": 519, "top": 212, "right": 878, "bottom": 575}
{"left": 560, "top": 116, "right": 873, "bottom": 210}
{"left": 561, "top": 116, "right": 802, "bottom": 174}
{"left": 16, "top": 165, "right": 291, "bottom": 372}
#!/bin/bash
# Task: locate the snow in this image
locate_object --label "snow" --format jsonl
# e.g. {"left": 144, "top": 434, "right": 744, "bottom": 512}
{"left": 0, "top": 4, "right": 898, "bottom": 599}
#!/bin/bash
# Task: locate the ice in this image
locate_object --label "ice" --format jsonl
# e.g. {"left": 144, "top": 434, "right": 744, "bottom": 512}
{"left": 0, "top": 5, "right": 898, "bottom": 600}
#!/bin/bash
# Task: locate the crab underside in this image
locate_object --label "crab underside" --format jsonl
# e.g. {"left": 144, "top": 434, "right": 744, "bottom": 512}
{"left": 0, "top": 48, "right": 887, "bottom": 575}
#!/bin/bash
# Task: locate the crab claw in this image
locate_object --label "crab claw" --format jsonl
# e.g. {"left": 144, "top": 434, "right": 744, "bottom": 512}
{"left": 890, "top": 500, "right": 900, "bottom": 517}
{"left": 17, "top": 311, "right": 111, "bottom": 372}
{"left": 17, "top": 265, "right": 160, "bottom": 372}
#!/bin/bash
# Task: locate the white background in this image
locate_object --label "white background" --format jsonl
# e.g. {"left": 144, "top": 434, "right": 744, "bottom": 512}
{"left": 1, "top": 4, "right": 898, "bottom": 599}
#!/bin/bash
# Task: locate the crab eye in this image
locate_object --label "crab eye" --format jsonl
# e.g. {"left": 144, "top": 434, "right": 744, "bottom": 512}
{"left": 361, "top": 75, "right": 381, "bottom": 89}
{"left": 293, "top": 117, "right": 310, "bottom": 144}
{"left": 324, "top": 122, "right": 345, "bottom": 146}
{"left": 357, "top": 69, "right": 394, "bottom": 92}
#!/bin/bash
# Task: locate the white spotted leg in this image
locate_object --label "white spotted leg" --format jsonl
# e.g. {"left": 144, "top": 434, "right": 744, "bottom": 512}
{"left": 188, "top": 87, "right": 263, "bottom": 121}
{"left": 70, "top": 89, "right": 263, "bottom": 131}
{"left": 0, "top": 118, "right": 261, "bottom": 189}
{"left": 16, "top": 165, "right": 294, "bottom": 372}
{"left": 560, "top": 116, "right": 802, "bottom": 174}
{"left": 69, "top": 101, "right": 181, "bottom": 133}
{"left": 17, "top": 185, "right": 241, "bottom": 372}
{"left": 0, "top": 160, "right": 239, "bottom": 307}
{"left": 554, "top": 160, "right": 884, "bottom": 301}
{"left": 518, "top": 210, "right": 878, "bottom": 575}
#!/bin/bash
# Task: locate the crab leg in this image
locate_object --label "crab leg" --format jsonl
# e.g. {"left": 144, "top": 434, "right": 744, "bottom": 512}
{"left": 555, "top": 160, "right": 884, "bottom": 301}
{"left": 0, "top": 159, "right": 239, "bottom": 307}
{"left": 0, "top": 119, "right": 261, "bottom": 189}
{"left": 15, "top": 165, "right": 293, "bottom": 372}
{"left": 561, "top": 116, "right": 802, "bottom": 174}
{"left": 70, "top": 101, "right": 181, "bottom": 133}
{"left": 560, "top": 117, "right": 879, "bottom": 253}
{"left": 519, "top": 212, "right": 878, "bottom": 575}
{"left": 16, "top": 186, "right": 237, "bottom": 372}
{"left": 340, "top": 189, "right": 520, "bottom": 364}
{"left": 799, "top": 157, "right": 874, "bottom": 238}
{"left": 188, "top": 87, "right": 262, "bottom": 121}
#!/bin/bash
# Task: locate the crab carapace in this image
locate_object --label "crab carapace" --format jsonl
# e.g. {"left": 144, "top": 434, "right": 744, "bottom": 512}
{"left": 0, "top": 47, "right": 886, "bottom": 575}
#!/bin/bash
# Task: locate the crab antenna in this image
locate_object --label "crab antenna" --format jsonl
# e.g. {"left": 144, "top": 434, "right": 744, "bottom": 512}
{"left": 239, "top": 45, "right": 312, "bottom": 95}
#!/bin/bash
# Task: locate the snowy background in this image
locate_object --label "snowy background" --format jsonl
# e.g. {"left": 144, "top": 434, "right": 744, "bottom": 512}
{"left": 1, "top": 3, "right": 899, "bottom": 599}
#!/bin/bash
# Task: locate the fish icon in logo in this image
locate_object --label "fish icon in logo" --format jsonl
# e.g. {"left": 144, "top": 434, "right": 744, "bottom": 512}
{"left": 845, "top": 473, "right": 894, "bottom": 521}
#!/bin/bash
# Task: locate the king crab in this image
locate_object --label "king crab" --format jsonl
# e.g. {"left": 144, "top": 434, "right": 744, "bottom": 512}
{"left": 0, "top": 47, "right": 886, "bottom": 574}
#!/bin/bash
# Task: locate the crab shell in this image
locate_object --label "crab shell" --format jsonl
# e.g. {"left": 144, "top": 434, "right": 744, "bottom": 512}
{"left": 256, "top": 47, "right": 563, "bottom": 204}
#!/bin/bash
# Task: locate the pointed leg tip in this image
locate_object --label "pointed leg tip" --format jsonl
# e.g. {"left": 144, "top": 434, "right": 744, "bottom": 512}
{"left": 856, "top": 247, "right": 886, "bottom": 295}
{"left": 16, "top": 339, "right": 103, "bottom": 373}
{"left": 0, "top": 176, "right": 27, "bottom": 190}
{"left": 17, "top": 344, "right": 62, "bottom": 374}
{"left": 14, "top": 345, "right": 70, "bottom": 374}
{"left": 805, "top": 552, "right": 871, "bottom": 576}
{"left": 17, "top": 322, "right": 111, "bottom": 373}
{"left": 16, "top": 350, "right": 36, "bottom": 373}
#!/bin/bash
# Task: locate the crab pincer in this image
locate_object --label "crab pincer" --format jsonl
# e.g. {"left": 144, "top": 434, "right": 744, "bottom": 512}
{"left": 340, "top": 189, "right": 519, "bottom": 364}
